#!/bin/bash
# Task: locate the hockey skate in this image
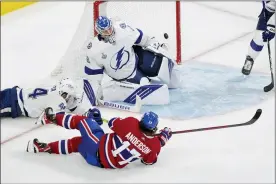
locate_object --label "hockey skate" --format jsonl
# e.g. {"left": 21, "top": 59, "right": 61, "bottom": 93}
{"left": 36, "top": 107, "right": 57, "bottom": 125}
{"left": 26, "top": 138, "right": 52, "bottom": 154}
{"left": 242, "top": 55, "right": 254, "bottom": 75}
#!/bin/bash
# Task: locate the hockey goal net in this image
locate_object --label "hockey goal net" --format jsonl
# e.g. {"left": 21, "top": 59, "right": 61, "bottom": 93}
{"left": 51, "top": 1, "right": 181, "bottom": 79}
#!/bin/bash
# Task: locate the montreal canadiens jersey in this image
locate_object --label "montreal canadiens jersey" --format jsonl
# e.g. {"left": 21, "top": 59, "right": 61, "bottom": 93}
{"left": 98, "top": 117, "right": 162, "bottom": 169}
{"left": 17, "top": 85, "right": 69, "bottom": 118}
{"left": 86, "top": 19, "right": 143, "bottom": 80}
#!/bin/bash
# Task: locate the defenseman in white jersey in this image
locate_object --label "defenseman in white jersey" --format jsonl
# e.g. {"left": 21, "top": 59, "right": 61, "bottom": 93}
{"left": 242, "top": 1, "right": 275, "bottom": 75}
{"left": 0, "top": 78, "right": 82, "bottom": 118}
{"left": 84, "top": 16, "right": 180, "bottom": 105}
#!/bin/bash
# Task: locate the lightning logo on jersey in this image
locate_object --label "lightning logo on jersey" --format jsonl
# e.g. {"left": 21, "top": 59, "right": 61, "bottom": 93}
{"left": 110, "top": 47, "right": 130, "bottom": 71}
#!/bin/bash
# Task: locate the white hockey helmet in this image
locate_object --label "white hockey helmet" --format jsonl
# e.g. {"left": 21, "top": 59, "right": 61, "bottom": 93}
{"left": 58, "top": 78, "right": 76, "bottom": 102}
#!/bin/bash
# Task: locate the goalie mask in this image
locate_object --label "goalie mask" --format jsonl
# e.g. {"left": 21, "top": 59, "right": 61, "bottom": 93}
{"left": 58, "top": 78, "right": 76, "bottom": 103}
{"left": 95, "top": 16, "right": 114, "bottom": 36}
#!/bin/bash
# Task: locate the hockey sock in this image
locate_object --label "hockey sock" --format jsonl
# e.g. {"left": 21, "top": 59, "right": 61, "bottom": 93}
{"left": 248, "top": 30, "right": 264, "bottom": 60}
{"left": 48, "top": 137, "right": 82, "bottom": 154}
{"left": 55, "top": 113, "right": 87, "bottom": 130}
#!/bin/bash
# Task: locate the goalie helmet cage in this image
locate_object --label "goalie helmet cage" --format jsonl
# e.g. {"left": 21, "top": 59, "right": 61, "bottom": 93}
{"left": 51, "top": 1, "right": 182, "bottom": 79}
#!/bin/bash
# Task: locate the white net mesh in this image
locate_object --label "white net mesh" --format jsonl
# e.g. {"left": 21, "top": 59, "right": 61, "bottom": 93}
{"left": 50, "top": 1, "right": 180, "bottom": 80}
{"left": 104, "top": 1, "right": 178, "bottom": 57}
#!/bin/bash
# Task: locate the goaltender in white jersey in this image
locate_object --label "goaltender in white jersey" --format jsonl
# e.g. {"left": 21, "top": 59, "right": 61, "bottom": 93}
{"left": 0, "top": 78, "right": 85, "bottom": 118}
{"left": 83, "top": 16, "right": 181, "bottom": 105}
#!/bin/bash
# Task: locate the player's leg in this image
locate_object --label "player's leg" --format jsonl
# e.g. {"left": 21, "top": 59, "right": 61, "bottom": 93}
{"left": 26, "top": 110, "right": 86, "bottom": 155}
{"left": 42, "top": 118, "right": 104, "bottom": 167}
{"left": 27, "top": 110, "right": 105, "bottom": 167}
{"left": 76, "top": 118, "right": 104, "bottom": 167}
{"left": 242, "top": 9, "right": 275, "bottom": 75}
{"left": 26, "top": 136, "right": 82, "bottom": 155}
{"left": 0, "top": 86, "right": 23, "bottom": 118}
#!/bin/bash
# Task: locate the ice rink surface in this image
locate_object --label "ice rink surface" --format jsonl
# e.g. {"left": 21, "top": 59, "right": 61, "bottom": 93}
{"left": 1, "top": 2, "right": 275, "bottom": 183}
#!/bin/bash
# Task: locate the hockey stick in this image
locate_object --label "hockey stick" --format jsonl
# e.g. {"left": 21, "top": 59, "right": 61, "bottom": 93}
{"left": 83, "top": 79, "right": 143, "bottom": 113}
{"left": 1, "top": 110, "right": 47, "bottom": 145}
{"left": 263, "top": 40, "right": 274, "bottom": 92}
{"left": 262, "top": 1, "right": 274, "bottom": 92}
{"left": 101, "top": 109, "right": 261, "bottom": 136}
{"left": 170, "top": 109, "right": 262, "bottom": 135}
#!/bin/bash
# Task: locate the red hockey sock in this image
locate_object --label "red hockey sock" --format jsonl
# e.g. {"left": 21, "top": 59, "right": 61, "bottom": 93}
{"left": 48, "top": 136, "right": 82, "bottom": 154}
{"left": 55, "top": 114, "right": 87, "bottom": 130}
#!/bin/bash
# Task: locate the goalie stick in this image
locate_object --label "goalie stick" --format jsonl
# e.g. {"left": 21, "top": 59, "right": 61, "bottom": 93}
{"left": 97, "top": 95, "right": 142, "bottom": 113}
{"left": 169, "top": 109, "right": 262, "bottom": 135}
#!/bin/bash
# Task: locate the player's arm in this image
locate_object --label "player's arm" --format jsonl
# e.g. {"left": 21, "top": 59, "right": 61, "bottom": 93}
{"left": 115, "top": 20, "right": 156, "bottom": 48}
{"left": 107, "top": 117, "right": 136, "bottom": 132}
{"left": 128, "top": 24, "right": 173, "bottom": 61}
{"left": 43, "top": 93, "right": 67, "bottom": 114}
{"left": 132, "top": 28, "right": 157, "bottom": 48}
{"left": 140, "top": 138, "right": 162, "bottom": 165}
{"left": 141, "top": 151, "right": 160, "bottom": 165}
{"left": 107, "top": 117, "right": 122, "bottom": 131}
{"left": 84, "top": 58, "right": 104, "bottom": 81}
{"left": 140, "top": 128, "right": 172, "bottom": 166}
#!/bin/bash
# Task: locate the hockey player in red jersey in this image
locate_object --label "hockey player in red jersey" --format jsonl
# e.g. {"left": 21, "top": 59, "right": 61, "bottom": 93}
{"left": 26, "top": 107, "right": 172, "bottom": 169}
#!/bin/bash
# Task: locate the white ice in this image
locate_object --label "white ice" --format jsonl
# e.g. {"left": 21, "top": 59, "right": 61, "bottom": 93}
{"left": 1, "top": 2, "right": 275, "bottom": 183}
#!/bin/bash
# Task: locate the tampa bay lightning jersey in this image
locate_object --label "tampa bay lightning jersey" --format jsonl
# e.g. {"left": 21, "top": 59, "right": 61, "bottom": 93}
{"left": 86, "top": 19, "right": 144, "bottom": 80}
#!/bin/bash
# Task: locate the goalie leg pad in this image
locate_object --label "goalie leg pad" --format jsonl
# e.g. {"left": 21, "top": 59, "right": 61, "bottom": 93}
{"left": 168, "top": 70, "right": 181, "bottom": 89}
{"left": 157, "top": 57, "right": 175, "bottom": 85}
{"left": 102, "top": 80, "right": 170, "bottom": 105}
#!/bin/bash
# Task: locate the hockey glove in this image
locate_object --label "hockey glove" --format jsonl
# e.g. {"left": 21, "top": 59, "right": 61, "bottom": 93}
{"left": 141, "top": 158, "right": 157, "bottom": 166}
{"left": 158, "top": 127, "right": 172, "bottom": 147}
{"left": 262, "top": 24, "right": 275, "bottom": 42}
{"left": 85, "top": 108, "right": 103, "bottom": 125}
{"left": 37, "top": 107, "right": 57, "bottom": 125}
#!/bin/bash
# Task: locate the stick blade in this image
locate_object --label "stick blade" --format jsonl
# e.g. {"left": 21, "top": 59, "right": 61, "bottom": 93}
{"left": 264, "top": 82, "right": 274, "bottom": 92}
{"left": 247, "top": 109, "right": 262, "bottom": 124}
